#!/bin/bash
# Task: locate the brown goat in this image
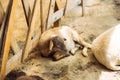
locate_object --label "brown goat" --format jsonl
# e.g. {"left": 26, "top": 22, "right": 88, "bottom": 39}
{"left": 38, "top": 26, "right": 91, "bottom": 60}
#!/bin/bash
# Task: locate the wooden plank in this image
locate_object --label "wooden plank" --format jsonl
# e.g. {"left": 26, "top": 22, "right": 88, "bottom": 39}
{"left": 40, "top": 0, "right": 44, "bottom": 33}
{"left": 0, "top": 13, "right": 6, "bottom": 54}
{"left": 52, "top": 8, "right": 64, "bottom": 22}
{"left": 47, "top": 0, "right": 68, "bottom": 29}
{"left": 46, "top": 0, "right": 56, "bottom": 29}
{"left": 5, "top": 50, "right": 22, "bottom": 75}
{"left": 0, "top": 0, "right": 18, "bottom": 79}
{"left": 41, "top": 0, "right": 50, "bottom": 32}
{"left": 55, "top": 0, "right": 63, "bottom": 9}
{"left": 21, "top": 0, "right": 36, "bottom": 27}
{"left": 21, "top": 0, "right": 31, "bottom": 26}
{"left": 81, "top": 0, "right": 84, "bottom": 16}
{"left": 63, "top": 0, "right": 67, "bottom": 16}
{"left": 0, "top": 0, "right": 13, "bottom": 76}
{"left": 54, "top": 0, "right": 62, "bottom": 27}
{"left": 0, "top": 2, "right": 8, "bottom": 55}
{"left": 0, "top": 2, "right": 4, "bottom": 27}
{"left": 47, "top": 8, "right": 64, "bottom": 28}
{"left": 5, "top": 33, "right": 40, "bottom": 76}
{"left": 22, "top": 0, "right": 39, "bottom": 61}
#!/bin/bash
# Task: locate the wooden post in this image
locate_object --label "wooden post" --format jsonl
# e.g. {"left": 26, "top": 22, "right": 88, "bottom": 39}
{"left": 22, "top": 0, "right": 38, "bottom": 61}
{"left": 46, "top": 0, "right": 55, "bottom": 29}
{"left": 41, "top": 0, "right": 51, "bottom": 32}
{"left": 40, "top": 0, "right": 44, "bottom": 33}
{"left": 5, "top": 50, "right": 22, "bottom": 75}
{"left": 55, "top": 0, "right": 64, "bottom": 9}
{"left": 54, "top": 0, "right": 62, "bottom": 27}
{"left": 47, "top": 0, "right": 66, "bottom": 29}
{"left": 0, "top": 0, "right": 18, "bottom": 79}
{"left": 81, "top": 0, "right": 84, "bottom": 16}
{"left": 21, "top": 0, "right": 31, "bottom": 26}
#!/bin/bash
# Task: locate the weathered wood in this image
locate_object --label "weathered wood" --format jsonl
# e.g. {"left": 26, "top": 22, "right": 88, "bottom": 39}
{"left": 41, "top": 0, "right": 50, "bottom": 32}
{"left": 47, "top": 8, "right": 64, "bottom": 28}
{"left": 0, "top": 0, "right": 18, "bottom": 79}
{"left": 55, "top": 0, "right": 63, "bottom": 9}
{"left": 6, "top": 50, "right": 22, "bottom": 75}
{"left": 0, "top": 0, "right": 13, "bottom": 75}
{"left": 21, "top": 0, "right": 31, "bottom": 26}
{"left": 22, "top": 0, "right": 39, "bottom": 61}
{"left": 46, "top": 0, "right": 55, "bottom": 29}
{"left": 81, "top": 0, "right": 84, "bottom": 16}
{"left": 0, "top": 2, "right": 8, "bottom": 55}
{"left": 0, "top": 13, "right": 6, "bottom": 54}
{"left": 53, "top": 0, "right": 62, "bottom": 27}
{"left": 40, "top": 0, "right": 44, "bottom": 33}
{"left": 0, "top": 2, "right": 5, "bottom": 27}
{"left": 0, "top": 0, "right": 85, "bottom": 79}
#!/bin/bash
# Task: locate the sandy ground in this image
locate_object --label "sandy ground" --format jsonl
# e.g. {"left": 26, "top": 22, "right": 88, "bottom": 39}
{"left": 4, "top": 0, "right": 120, "bottom": 80}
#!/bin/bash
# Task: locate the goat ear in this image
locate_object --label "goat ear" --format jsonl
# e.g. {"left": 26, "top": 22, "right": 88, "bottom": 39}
{"left": 49, "top": 40, "right": 54, "bottom": 51}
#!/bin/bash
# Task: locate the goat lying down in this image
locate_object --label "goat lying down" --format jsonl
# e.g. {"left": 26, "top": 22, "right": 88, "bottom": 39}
{"left": 92, "top": 24, "right": 120, "bottom": 70}
{"left": 38, "top": 26, "right": 91, "bottom": 60}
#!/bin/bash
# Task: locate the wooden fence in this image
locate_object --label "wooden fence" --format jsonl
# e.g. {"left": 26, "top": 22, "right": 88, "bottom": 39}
{"left": 0, "top": 0, "right": 84, "bottom": 79}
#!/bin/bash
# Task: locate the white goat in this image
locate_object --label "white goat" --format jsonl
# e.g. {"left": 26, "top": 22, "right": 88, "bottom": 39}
{"left": 92, "top": 24, "right": 120, "bottom": 70}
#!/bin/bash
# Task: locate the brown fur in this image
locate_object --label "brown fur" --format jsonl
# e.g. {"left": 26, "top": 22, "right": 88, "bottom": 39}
{"left": 5, "top": 70, "right": 44, "bottom": 80}
{"left": 50, "top": 36, "right": 70, "bottom": 60}
{"left": 39, "top": 26, "right": 91, "bottom": 60}
{"left": 16, "top": 75, "right": 44, "bottom": 80}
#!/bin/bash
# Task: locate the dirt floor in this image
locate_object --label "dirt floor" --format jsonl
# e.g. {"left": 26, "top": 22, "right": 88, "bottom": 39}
{"left": 4, "top": 0, "right": 120, "bottom": 80}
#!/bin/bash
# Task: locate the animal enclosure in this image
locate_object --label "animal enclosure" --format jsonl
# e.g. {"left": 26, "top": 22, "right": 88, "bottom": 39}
{"left": 0, "top": 0, "right": 84, "bottom": 79}
{"left": 1, "top": 0, "right": 120, "bottom": 80}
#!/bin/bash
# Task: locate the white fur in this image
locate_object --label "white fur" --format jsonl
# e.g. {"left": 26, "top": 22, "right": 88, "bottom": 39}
{"left": 92, "top": 24, "right": 120, "bottom": 70}
{"left": 107, "top": 25, "right": 120, "bottom": 60}
{"left": 59, "top": 26, "right": 76, "bottom": 51}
